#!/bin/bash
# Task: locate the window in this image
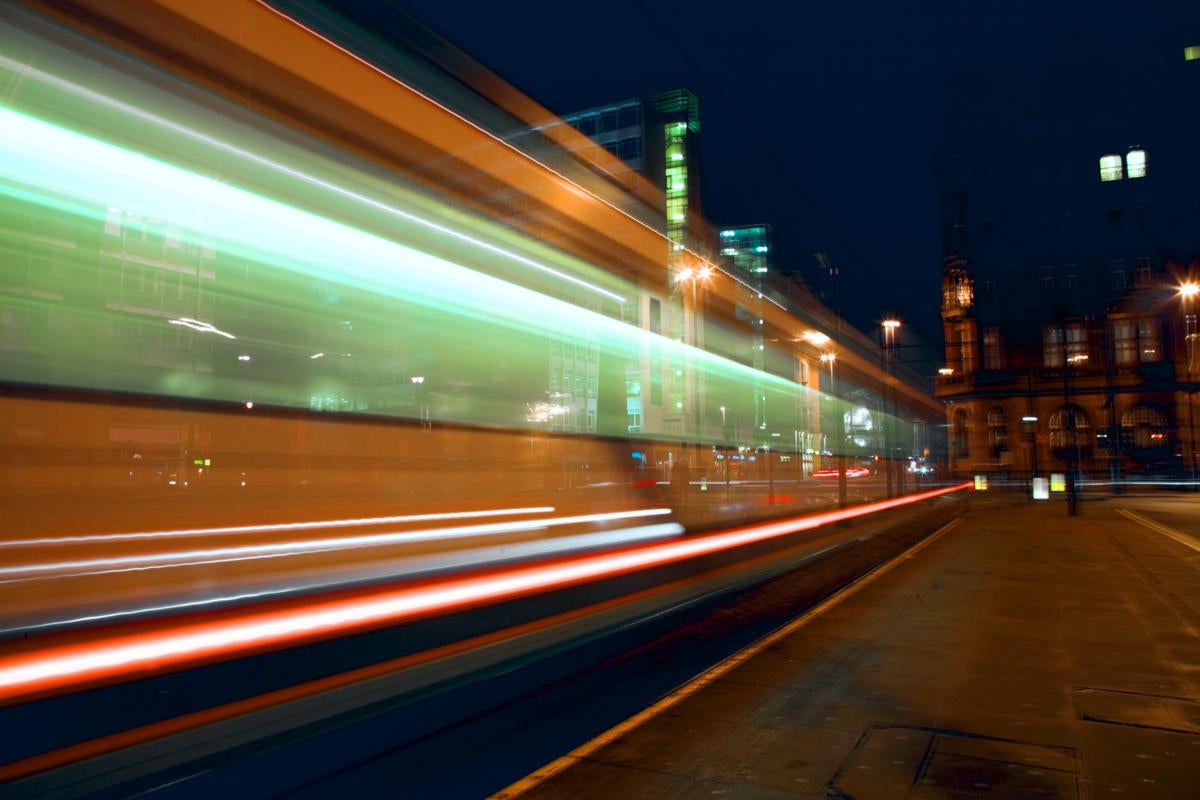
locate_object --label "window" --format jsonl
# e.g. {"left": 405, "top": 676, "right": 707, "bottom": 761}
{"left": 1126, "top": 149, "right": 1147, "bottom": 178}
{"left": 987, "top": 407, "right": 1008, "bottom": 455}
{"left": 983, "top": 327, "right": 1005, "bottom": 370}
{"left": 617, "top": 138, "right": 642, "bottom": 161}
{"left": 1099, "top": 153, "right": 1123, "bottom": 181}
{"left": 1065, "top": 322, "right": 1087, "bottom": 364}
{"left": 1112, "top": 318, "right": 1137, "bottom": 365}
{"left": 1187, "top": 45, "right": 1200, "bottom": 61}
{"left": 1138, "top": 317, "right": 1161, "bottom": 362}
{"left": 953, "top": 409, "right": 969, "bottom": 459}
{"left": 1043, "top": 326, "right": 1064, "bottom": 368}
{"left": 1049, "top": 406, "right": 1090, "bottom": 451}
{"left": 1111, "top": 269, "right": 1126, "bottom": 290}
{"left": 1134, "top": 258, "right": 1152, "bottom": 285}
{"left": 958, "top": 326, "right": 977, "bottom": 372}
{"left": 1122, "top": 405, "right": 1167, "bottom": 449}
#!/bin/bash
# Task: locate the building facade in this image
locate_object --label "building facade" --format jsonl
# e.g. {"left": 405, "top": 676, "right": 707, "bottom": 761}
{"left": 934, "top": 43, "right": 1200, "bottom": 482}
{"left": 561, "top": 91, "right": 711, "bottom": 439}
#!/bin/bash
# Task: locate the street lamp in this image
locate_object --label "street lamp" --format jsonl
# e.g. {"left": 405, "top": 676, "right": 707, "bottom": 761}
{"left": 820, "top": 351, "right": 836, "bottom": 388}
{"left": 1181, "top": 282, "right": 1198, "bottom": 483}
{"left": 1063, "top": 352, "right": 1089, "bottom": 516}
{"left": 880, "top": 319, "right": 901, "bottom": 497}
{"left": 820, "top": 352, "right": 847, "bottom": 507}
{"left": 676, "top": 263, "right": 714, "bottom": 443}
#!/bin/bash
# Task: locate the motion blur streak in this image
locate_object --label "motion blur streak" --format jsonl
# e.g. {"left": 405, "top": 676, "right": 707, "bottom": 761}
{"left": 2, "top": 522, "right": 686, "bottom": 635}
{"left": 252, "top": 0, "right": 663, "bottom": 244}
{"left": 1, "top": 509, "right": 674, "bottom": 578}
{"left": 2, "top": 506, "right": 558, "bottom": 548}
{"left": 0, "top": 567, "right": 696, "bottom": 785}
{"left": 0, "top": 100, "right": 809, "bottom": 427}
{"left": 0, "top": 484, "right": 967, "bottom": 704}
{"left": 0, "top": 54, "right": 627, "bottom": 304}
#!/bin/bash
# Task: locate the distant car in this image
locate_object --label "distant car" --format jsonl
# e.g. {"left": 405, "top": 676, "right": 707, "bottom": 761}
{"left": 813, "top": 466, "right": 871, "bottom": 479}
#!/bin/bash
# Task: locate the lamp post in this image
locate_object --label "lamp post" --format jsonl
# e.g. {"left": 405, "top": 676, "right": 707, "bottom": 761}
{"left": 821, "top": 352, "right": 846, "bottom": 507}
{"left": 1181, "top": 281, "right": 1198, "bottom": 484}
{"left": 677, "top": 263, "right": 713, "bottom": 452}
{"left": 881, "top": 319, "right": 901, "bottom": 497}
{"left": 1063, "top": 351, "right": 1087, "bottom": 517}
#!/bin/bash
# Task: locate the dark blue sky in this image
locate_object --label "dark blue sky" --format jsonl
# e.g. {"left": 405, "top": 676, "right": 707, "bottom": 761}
{"left": 348, "top": 2, "right": 1196, "bottom": 361}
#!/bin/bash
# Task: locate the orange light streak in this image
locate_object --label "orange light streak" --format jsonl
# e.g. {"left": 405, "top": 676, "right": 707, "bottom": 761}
{"left": 0, "top": 484, "right": 968, "bottom": 705}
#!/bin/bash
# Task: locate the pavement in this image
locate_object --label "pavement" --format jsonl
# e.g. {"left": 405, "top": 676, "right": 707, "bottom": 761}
{"left": 495, "top": 493, "right": 1200, "bottom": 799}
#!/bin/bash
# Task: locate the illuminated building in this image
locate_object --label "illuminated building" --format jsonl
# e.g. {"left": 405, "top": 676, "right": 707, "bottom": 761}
{"left": 719, "top": 225, "right": 772, "bottom": 443}
{"left": 934, "top": 43, "right": 1200, "bottom": 482}
{"left": 560, "top": 91, "right": 707, "bottom": 439}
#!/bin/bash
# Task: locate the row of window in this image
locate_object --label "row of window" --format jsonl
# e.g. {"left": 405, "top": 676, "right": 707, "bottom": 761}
{"left": 1099, "top": 149, "right": 1147, "bottom": 181}
{"left": 570, "top": 106, "right": 641, "bottom": 137}
{"left": 1041, "top": 318, "right": 1161, "bottom": 368}
{"left": 958, "top": 403, "right": 1170, "bottom": 458}
{"left": 981, "top": 261, "right": 1153, "bottom": 300}
{"left": 603, "top": 137, "right": 643, "bottom": 163}
{"left": 970, "top": 316, "right": 1168, "bottom": 373}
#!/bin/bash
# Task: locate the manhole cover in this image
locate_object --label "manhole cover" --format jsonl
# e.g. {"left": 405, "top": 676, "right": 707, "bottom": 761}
{"left": 829, "top": 724, "right": 1079, "bottom": 799}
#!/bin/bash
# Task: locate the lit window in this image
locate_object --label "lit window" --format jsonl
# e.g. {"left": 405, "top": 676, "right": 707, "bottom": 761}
{"left": 1111, "top": 318, "right": 1137, "bottom": 365}
{"left": 1099, "top": 154, "right": 1123, "bottom": 181}
{"left": 1138, "top": 317, "right": 1161, "bottom": 362}
{"left": 1186, "top": 45, "right": 1200, "bottom": 61}
{"left": 1126, "top": 149, "right": 1146, "bottom": 178}
{"left": 1043, "top": 326, "right": 1064, "bottom": 368}
{"left": 1122, "top": 405, "right": 1167, "bottom": 448}
{"left": 1065, "top": 322, "right": 1087, "bottom": 363}
{"left": 1049, "top": 406, "right": 1090, "bottom": 451}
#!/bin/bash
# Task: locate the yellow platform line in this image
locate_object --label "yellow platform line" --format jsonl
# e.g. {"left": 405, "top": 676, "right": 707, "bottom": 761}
{"left": 489, "top": 515, "right": 965, "bottom": 799}
{"left": 1118, "top": 509, "right": 1200, "bottom": 554}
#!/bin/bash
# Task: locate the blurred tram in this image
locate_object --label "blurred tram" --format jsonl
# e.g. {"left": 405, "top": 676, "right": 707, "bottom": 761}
{"left": 0, "top": 0, "right": 937, "bottom": 560}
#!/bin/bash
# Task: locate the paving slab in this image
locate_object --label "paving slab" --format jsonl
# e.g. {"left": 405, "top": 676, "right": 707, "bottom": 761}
{"left": 500, "top": 495, "right": 1200, "bottom": 799}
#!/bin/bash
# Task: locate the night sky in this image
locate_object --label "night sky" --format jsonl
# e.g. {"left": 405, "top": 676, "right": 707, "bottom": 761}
{"left": 332, "top": 2, "right": 1197, "bottom": 369}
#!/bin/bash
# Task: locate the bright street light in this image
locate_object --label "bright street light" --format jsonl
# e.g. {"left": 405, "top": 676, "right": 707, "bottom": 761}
{"left": 1181, "top": 281, "right": 1198, "bottom": 482}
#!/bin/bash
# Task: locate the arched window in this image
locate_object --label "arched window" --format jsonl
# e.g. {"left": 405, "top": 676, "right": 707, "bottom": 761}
{"left": 1121, "top": 404, "right": 1167, "bottom": 449}
{"left": 1099, "top": 154, "right": 1124, "bottom": 181}
{"left": 987, "top": 407, "right": 1008, "bottom": 455}
{"left": 1126, "top": 149, "right": 1147, "bottom": 179}
{"left": 1049, "top": 405, "right": 1090, "bottom": 450}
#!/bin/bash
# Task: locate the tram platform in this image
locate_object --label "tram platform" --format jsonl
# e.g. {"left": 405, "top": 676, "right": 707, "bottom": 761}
{"left": 495, "top": 493, "right": 1200, "bottom": 799}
